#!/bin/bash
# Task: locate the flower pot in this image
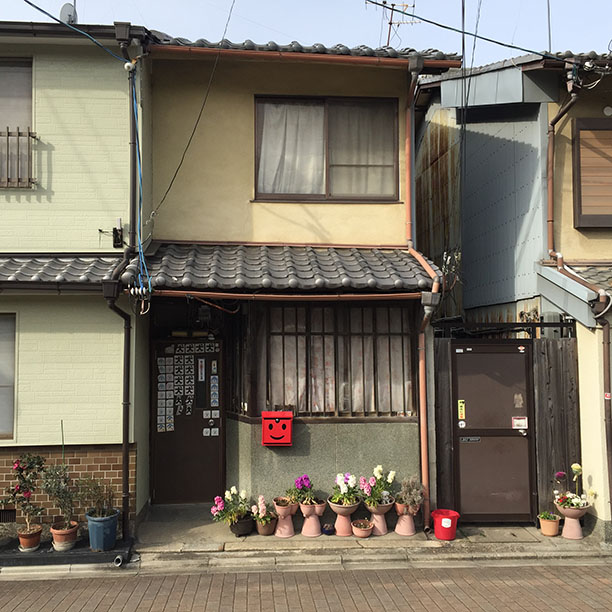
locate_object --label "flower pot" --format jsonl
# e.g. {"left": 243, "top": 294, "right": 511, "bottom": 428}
{"left": 394, "top": 502, "right": 418, "bottom": 536}
{"left": 229, "top": 516, "right": 254, "bottom": 537}
{"left": 555, "top": 503, "right": 589, "bottom": 540}
{"left": 328, "top": 498, "right": 360, "bottom": 537}
{"left": 50, "top": 520, "right": 79, "bottom": 552}
{"left": 86, "top": 510, "right": 119, "bottom": 551}
{"left": 539, "top": 516, "right": 560, "bottom": 537}
{"left": 366, "top": 498, "right": 394, "bottom": 536}
{"left": 256, "top": 518, "right": 277, "bottom": 536}
{"left": 289, "top": 502, "right": 299, "bottom": 516}
{"left": 300, "top": 501, "right": 325, "bottom": 537}
{"left": 17, "top": 525, "right": 42, "bottom": 553}
{"left": 273, "top": 497, "right": 294, "bottom": 538}
{"left": 352, "top": 519, "right": 373, "bottom": 538}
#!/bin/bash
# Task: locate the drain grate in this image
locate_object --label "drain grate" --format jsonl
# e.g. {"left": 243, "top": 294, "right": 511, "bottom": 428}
{"left": 0, "top": 509, "right": 16, "bottom": 523}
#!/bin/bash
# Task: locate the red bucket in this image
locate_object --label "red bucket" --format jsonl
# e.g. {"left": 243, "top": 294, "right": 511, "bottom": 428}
{"left": 431, "top": 509, "right": 460, "bottom": 540}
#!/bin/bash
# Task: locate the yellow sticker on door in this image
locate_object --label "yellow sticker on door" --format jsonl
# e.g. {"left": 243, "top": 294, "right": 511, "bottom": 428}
{"left": 458, "top": 399, "right": 466, "bottom": 420}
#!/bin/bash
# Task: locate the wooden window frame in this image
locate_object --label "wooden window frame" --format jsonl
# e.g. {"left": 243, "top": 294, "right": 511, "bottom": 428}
{"left": 254, "top": 95, "right": 399, "bottom": 203}
{"left": 572, "top": 118, "right": 612, "bottom": 228}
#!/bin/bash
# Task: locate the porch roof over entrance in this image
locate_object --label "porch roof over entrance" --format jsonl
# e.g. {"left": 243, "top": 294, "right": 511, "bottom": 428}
{"left": 122, "top": 243, "right": 440, "bottom": 293}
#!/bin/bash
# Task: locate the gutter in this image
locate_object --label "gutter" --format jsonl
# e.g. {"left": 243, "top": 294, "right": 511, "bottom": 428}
{"left": 148, "top": 44, "right": 461, "bottom": 72}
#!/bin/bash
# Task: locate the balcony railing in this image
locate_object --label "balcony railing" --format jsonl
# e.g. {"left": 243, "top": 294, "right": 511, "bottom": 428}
{"left": 0, "top": 127, "right": 36, "bottom": 188}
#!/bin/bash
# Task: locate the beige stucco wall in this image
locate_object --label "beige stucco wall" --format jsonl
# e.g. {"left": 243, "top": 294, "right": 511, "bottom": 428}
{"left": 576, "top": 322, "right": 610, "bottom": 521}
{"left": 552, "top": 76, "right": 612, "bottom": 259}
{"left": 0, "top": 295, "right": 124, "bottom": 446}
{"left": 150, "top": 58, "right": 408, "bottom": 245}
{"left": 0, "top": 44, "right": 131, "bottom": 252}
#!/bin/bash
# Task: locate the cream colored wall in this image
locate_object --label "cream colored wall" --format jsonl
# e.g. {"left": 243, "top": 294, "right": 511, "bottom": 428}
{"left": 0, "top": 295, "right": 123, "bottom": 446}
{"left": 553, "top": 77, "right": 612, "bottom": 259}
{"left": 151, "top": 59, "right": 407, "bottom": 245}
{"left": 0, "top": 44, "right": 130, "bottom": 252}
{"left": 576, "top": 322, "right": 610, "bottom": 521}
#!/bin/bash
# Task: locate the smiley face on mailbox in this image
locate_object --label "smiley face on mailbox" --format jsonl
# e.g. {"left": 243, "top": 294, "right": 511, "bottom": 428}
{"left": 261, "top": 411, "right": 293, "bottom": 446}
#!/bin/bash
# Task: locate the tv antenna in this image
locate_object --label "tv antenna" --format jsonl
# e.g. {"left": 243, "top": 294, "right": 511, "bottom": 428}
{"left": 381, "top": 2, "right": 419, "bottom": 46}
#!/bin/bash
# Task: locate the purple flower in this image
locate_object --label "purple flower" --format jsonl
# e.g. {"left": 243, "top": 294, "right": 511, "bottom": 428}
{"left": 555, "top": 471, "right": 567, "bottom": 480}
{"left": 344, "top": 472, "right": 351, "bottom": 484}
{"left": 295, "top": 477, "right": 303, "bottom": 490}
{"left": 302, "top": 475, "right": 311, "bottom": 489}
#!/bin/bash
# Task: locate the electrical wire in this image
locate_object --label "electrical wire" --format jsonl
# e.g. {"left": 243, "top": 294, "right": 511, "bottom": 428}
{"left": 22, "top": 0, "right": 126, "bottom": 63}
{"left": 364, "top": 0, "right": 586, "bottom": 65}
{"left": 152, "top": 0, "right": 237, "bottom": 219}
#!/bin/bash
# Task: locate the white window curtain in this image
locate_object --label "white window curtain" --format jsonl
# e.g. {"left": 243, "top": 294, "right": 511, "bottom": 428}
{"left": 257, "top": 101, "right": 325, "bottom": 195}
{"left": 0, "top": 314, "right": 16, "bottom": 438}
{"left": 328, "top": 100, "right": 395, "bottom": 197}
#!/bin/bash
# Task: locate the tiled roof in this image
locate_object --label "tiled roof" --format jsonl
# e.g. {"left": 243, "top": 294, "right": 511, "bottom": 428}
{"left": 569, "top": 265, "right": 612, "bottom": 291}
{"left": 0, "top": 255, "right": 121, "bottom": 284}
{"left": 122, "top": 244, "right": 439, "bottom": 293}
{"left": 149, "top": 32, "right": 460, "bottom": 61}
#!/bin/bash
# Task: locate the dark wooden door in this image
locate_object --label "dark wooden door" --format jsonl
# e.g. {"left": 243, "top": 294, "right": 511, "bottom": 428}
{"left": 151, "top": 339, "right": 224, "bottom": 504}
{"left": 452, "top": 341, "right": 536, "bottom": 521}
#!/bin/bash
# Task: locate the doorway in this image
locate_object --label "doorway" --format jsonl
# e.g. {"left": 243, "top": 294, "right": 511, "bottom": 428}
{"left": 451, "top": 341, "right": 536, "bottom": 521}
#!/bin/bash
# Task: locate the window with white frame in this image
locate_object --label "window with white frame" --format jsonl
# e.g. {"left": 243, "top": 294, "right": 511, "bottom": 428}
{"left": 255, "top": 97, "right": 398, "bottom": 201}
{"left": 0, "top": 314, "right": 16, "bottom": 438}
{"left": 0, "top": 59, "right": 34, "bottom": 188}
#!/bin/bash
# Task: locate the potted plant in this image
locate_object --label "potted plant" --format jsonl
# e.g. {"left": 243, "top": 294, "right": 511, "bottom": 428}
{"left": 272, "top": 495, "right": 295, "bottom": 538}
{"left": 211, "top": 486, "right": 253, "bottom": 537}
{"left": 4, "top": 454, "right": 45, "bottom": 552}
{"left": 537, "top": 510, "right": 561, "bottom": 537}
{"left": 351, "top": 518, "right": 374, "bottom": 538}
{"left": 296, "top": 474, "right": 325, "bottom": 537}
{"left": 42, "top": 464, "right": 79, "bottom": 551}
{"left": 283, "top": 482, "right": 300, "bottom": 515}
{"left": 328, "top": 472, "right": 361, "bottom": 537}
{"left": 394, "top": 475, "right": 424, "bottom": 536}
{"left": 79, "top": 476, "right": 120, "bottom": 551}
{"left": 359, "top": 465, "right": 396, "bottom": 536}
{"left": 553, "top": 465, "right": 595, "bottom": 540}
{"left": 251, "top": 495, "right": 277, "bottom": 535}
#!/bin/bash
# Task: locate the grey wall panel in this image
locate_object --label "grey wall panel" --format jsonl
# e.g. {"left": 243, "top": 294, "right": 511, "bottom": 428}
{"left": 462, "top": 105, "right": 546, "bottom": 309}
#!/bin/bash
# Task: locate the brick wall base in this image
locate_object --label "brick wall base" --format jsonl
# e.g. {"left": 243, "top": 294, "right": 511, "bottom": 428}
{"left": 0, "top": 444, "right": 137, "bottom": 526}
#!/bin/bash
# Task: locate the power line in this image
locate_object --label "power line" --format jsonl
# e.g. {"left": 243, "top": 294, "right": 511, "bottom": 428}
{"left": 364, "top": 0, "right": 584, "bottom": 65}
{"left": 153, "top": 0, "right": 237, "bottom": 218}
{"left": 22, "top": 0, "right": 125, "bottom": 62}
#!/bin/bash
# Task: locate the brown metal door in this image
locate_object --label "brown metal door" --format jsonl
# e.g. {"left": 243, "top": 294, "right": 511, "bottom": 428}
{"left": 452, "top": 341, "right": 536, "bottom": 521}
{"left": 151, "top": 339, "right": 224, "bottom": 504}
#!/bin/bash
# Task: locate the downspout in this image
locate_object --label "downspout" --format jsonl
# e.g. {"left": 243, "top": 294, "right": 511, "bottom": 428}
{"left": 101, "top": 23, "right": 139, "bottom": 543}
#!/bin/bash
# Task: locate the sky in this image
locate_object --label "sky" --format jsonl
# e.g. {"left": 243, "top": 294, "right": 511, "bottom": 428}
{"left": 5, "top": 0, "right": 612, "bottom": 67}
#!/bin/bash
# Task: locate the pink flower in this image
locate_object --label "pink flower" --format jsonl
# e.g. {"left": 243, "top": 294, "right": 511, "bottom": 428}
{"left": 364, "top": 484, "right": 372, "bottom": 496}
{"left": 369, "top": 476, "right": 376, "bottom": 487}
{"left": 359, "top": 476, "right": 367, "bottom": 489}
{"left": 251, "top": 504, "right": 258, "bottom": 515}
{"left": 23, "top": 490, "right": 31, "bottom": 499}
{"left": 217, "top": 499, "right": 224, "bottom": 511}
{"left": 14, "top": 484, "right": 19, "bottom": 492}
{"left": 211, "top": 506, "right": 218, "bottom": 516}
{"left": 214, "top": 496, "right": 223, "bottom": 505}
{"left": 12, "top": 461, "right": 20, "bottom": 470}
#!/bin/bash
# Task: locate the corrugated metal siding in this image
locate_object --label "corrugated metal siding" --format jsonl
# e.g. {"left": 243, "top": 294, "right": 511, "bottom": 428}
{"left": 462, "top": 105, "right": 546, "bottom": 309}
{"left": 415, "top": 101, "right": 462, "bottom": 317}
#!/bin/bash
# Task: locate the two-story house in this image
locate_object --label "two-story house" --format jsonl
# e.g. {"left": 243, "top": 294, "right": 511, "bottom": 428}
{"left": 415, "top": 54, "right": 612, "bottom": 539}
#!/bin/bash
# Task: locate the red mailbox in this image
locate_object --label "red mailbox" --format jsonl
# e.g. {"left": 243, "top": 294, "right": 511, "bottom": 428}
{"left": 261, "top": 411, "right": 293, "bottom": 446}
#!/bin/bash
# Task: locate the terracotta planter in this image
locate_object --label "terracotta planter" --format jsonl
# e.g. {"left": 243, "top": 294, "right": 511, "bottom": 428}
{"left": 229, "top": 516, "right": 254, "bottom": 537}
{"left": 352, "top": 519, "right": 374, "bottom": 538}
{"left": 366, "top": 498, "right": 395, "bottom": 536}
{"left": 328, "top": 498, "right": 360, "bottom": 537}
{"left": 17, "top": 525, "right": 43, "bottom": 553}
{"left": 273, "top": 497, "right": 294, "bottom": 538}
{"left": 539, "top": 516, "right": 560, "bottom": 537}
{"left": 256, "top": 517, "right": 277, "bottom": 536}
{"left": 50, "top": 520, "right": 79, "bottom": 552}
{"left": 555, "top": 503, "right": 590, "bottom": 540}
{"left": 394, "top": 502, "right": 418, "bottom": 536}
{"left": 300, "top": 502, "right": 325, "bottom": 537}
{"left": 289, "top": 502, "right": 299, "bottom": 516}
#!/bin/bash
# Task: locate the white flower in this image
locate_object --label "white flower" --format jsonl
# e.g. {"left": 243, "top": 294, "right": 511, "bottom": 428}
{"left": 224, "top": 490, "right": 231, "bottom": 501}
{"left": 387, "top": 470, "right": 396, "bottom": 484}
{"left": 553, "top": 489, "right": 559, "bottom": 495}
{"left": 240, "top": 490, "right": 247, "bottom": 500}
{"left": 347, "top": 475, "right": 357, "bottom": 488}
{"left": 373, "top": 465, "right": 383, "bottom": 478}
{"left": 230, "top": 485, "right": 237, "bottom": 495}
{"left": 336, "top": 473, "right": 344, "bottom": 486}
{"left": 340, "top": 483, "right": 348, "bottom": 494}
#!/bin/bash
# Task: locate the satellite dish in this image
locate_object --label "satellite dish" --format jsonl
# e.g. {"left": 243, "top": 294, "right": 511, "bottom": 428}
{"left": 59, "top": 3, "right": 78, "bottom": 25}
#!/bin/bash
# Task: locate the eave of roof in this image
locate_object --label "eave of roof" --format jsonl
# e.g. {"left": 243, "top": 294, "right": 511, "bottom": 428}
{"left": 0, "top": 20, "right": 148, "bottom": 41}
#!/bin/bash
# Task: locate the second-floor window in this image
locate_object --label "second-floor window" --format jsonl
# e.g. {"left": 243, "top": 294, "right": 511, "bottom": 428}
{"left": 0, "top": 59, "right": 34, "bottom": 188}
{"left": 255, "top": 97, "right": 398, "bottom": 201}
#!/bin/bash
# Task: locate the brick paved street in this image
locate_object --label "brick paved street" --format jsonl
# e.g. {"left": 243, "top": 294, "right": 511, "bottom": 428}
{"left": 0, "top": 563, "right": 611, "bottom": 611}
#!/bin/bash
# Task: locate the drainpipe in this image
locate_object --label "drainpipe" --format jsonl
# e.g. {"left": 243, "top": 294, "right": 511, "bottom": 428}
{"left": 100, "top": 22, "right": 139, "bottom": 543}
